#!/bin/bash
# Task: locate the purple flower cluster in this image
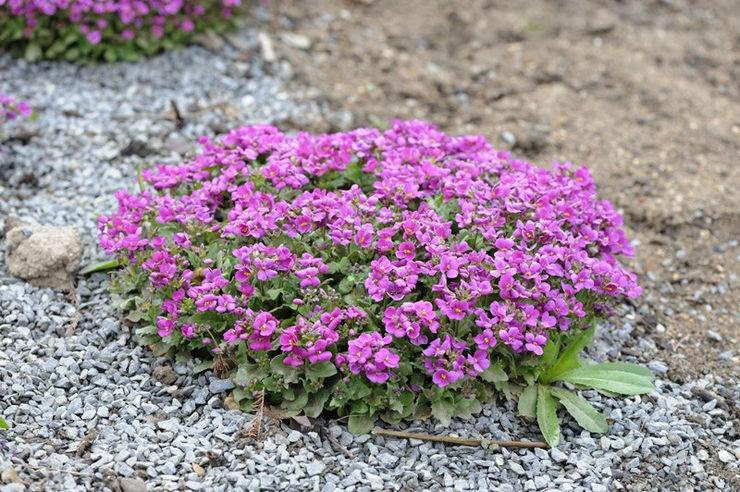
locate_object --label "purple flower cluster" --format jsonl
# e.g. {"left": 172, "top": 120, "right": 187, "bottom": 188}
{"left": 337, "top": 331, "right": 400, "bottom": 383}
{"left": 100, "top": 120, "right": 641, "bottom": 392}
{"left": 0, "top": 94, "right": 31, "bottom": 123}
{"left": 1, "top": 0, "right": 241, "bottom": 44}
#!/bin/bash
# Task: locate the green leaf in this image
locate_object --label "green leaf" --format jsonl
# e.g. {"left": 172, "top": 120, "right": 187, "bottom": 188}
{"left": 234, "top": 364, "right": 268, "bottom": 386}
{"left": 79, "top": 259, "right": 120, "bottom": 275}
{"left": 536, "top": 385, "right": 560, "bottom": 448}
{"left": 282, "top": 389, "right": 309, "bottom": 411}
{"left": 337, "top": 276, "right": 355, "bottom": 294}
{"left": 305, "top": 361, "right": 338, "bottom": 379}
{"left": 0, "top": 417, "right": 8, "bottom": 429}
{"left": 347, "top": 378, "right": 372, "bottom": 400}
{"left": 549, "top": 387, "right": 608, "bottom": 433}
{"left": 368, "top": 114, "right": 389, "bottom": 130}
{"left": 541, "top": 336, "right": 560, "bottom": 367}
{"left": 518, "top": 384, "right": 537, "bottom": 419}
{"left": 25, "top": 43, "right": 42, "bottom": 61}
{"left": 328, "top": 257, "right": 350, "bottom": 274}
{"left": 348, "top": 413, "right": 376, "bottom": 434}
{"left": 193, "top": 360, "right": 212, "bottom": 374}
{"left": 453, "top": 397, "right": 482, "bottom": 420}
{"left": 431, "top": 398, "right": 454, "bottom": 426}
{"left": 190, "top": 311, "right": 235, "bottom": 328}
{"left": 265, "top": 288, "right": 282, "bottom": 301}
{"left": 555, "top": 362, "right": 655, "bottom": 395}
{"left": 479, "top": 363, "right": 508, "bottom": 383}
{"left": 540, "top": 324, "right": 595, "bottom": 384}
{"left": 270, "top": 355, "right": 300, "bottom": 384}
{"left": 303, "top": 389, "right": 332, "bottom": 418}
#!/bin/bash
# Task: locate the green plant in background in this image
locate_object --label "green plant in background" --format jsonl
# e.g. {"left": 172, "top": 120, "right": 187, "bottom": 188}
{"left": 0, "top": 1, "right": 247, "bottom": 63}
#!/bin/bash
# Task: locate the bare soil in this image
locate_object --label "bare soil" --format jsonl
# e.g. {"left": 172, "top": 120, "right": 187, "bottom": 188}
{"left": 263, "top": 0, "right": 740, "bottom": 383}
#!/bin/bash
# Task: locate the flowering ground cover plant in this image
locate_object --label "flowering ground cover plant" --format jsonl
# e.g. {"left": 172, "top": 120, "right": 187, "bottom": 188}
{"left": 0, "top": 93, "right": 31, "bottom": 123}
{"left": 0, "top": 0, "right": 244, "bottom": 62}
{"left": 97, "top": 120, "right": 654, "bottom": 446}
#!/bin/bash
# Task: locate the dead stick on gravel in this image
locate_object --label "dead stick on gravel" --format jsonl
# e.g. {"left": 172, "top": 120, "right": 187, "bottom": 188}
{"left": 371, "top": 428, "right": 549, "bottom": 449}
{"left": 17, "top": 463, "right": 95, "bottom": 478}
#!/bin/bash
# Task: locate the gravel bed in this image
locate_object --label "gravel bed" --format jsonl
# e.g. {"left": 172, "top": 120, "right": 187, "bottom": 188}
{"left": 1, "top": 30, "right": 739, "bottom": 492}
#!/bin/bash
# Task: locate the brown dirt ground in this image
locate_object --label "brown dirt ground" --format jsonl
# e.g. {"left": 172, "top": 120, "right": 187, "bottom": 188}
{"left": 261, "top": 0, "right": 739, "bottom": 380}
{"left": 259, "top": 1, "right": 739, "bottom": 485}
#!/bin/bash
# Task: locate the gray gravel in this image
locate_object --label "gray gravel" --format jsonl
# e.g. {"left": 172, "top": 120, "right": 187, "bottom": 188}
{"left": 1, "top": 28, "right": 739, "bottom": 492}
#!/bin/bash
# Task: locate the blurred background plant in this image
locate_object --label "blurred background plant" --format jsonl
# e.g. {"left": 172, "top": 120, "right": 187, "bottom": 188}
{"left": 0, "top": 0, "right": 247, "bottom": 62}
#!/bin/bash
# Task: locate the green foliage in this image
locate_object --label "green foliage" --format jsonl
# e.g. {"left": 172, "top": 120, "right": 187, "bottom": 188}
{"left": 0, "top": 7, "right": 244, "bottom": 63}
{"left": 536, "top": 385, "right": 559, "bottom": 448}
{"left": 508, "top": 324, "right": 655, "bottom": 446}
{"left": 79, "top": 258, "right": 121, "bottom": 275}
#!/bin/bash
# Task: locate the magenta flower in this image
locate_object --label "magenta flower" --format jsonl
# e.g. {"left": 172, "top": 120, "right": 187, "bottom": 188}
{"left": 474, "top": 329, "right": 497, "bottom": 350}
{"left": 156, "top": 317, "right": 174, "bottom": 338}
{"left": 524, "top": 332, "right": 548, "bottom": 356}
{"left": 396, "top": 241, "right": 416, "bottom": 260}
{"left": 86, "top": 30, "right": 102, "bottom": 45}
{"left": 467, "top": 350, "right": 490, "bottom": 373}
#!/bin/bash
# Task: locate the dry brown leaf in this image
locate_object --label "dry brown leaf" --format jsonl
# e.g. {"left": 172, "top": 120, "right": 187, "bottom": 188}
{"left": 192, "top": 463, "right": 205, "bottom": 477}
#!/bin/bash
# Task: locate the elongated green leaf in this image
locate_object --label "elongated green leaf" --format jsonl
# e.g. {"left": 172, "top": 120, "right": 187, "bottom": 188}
{"left": 79, "top": 259, "right": 120, "bottom": 275}
{"left": 479, "top": 363, "right": 508, "bottom": 383}
{"left": 518, "top": 384, "right": 537, "bottom": 419}
{"left": 555, "top": 362, "right": 655, "bottom": 395}
{"left": 0, "top": 417, "right": 8, "bottom": 429}
{"left": 549, "top": 387, "right": 608, "bottom": 433}
{"left": 541, "top": 325, "right": 595, "bottom": 383}
{"left": 536, "top": 385, "right": 560, "bottom": 448}
{"left": 348, "top": 413, "right": 376, "bottom": 434}
{"left": 541, "top": 336, "right": 561, "bottom": 367}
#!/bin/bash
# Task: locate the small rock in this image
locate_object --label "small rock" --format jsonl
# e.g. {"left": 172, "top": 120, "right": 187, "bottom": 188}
{"left": 551, "top": 448, "right": 568, "bottom": 463}
{"left": 377, "top": 452, "right": 399, "bottom": 468}
{"left": 647, "top": 361, "right": 668, "bottom": 374}
{"left": 509, "top": 462, "right": 526, "bottom": 475}
{"left": 586, "top": 9, "right": 616, "bottom": 35}
{"left": 120, "top": 477, "right": 148, "bottom": 492}
{"left": 5, "top": 219, "right": 83, "bottom": 290}
{"left": 153, "top": 365, "right": 178, "bottom": 386}
{"left": 306, "top": 461, "right": 325, "bottom": 476}
{"left": 718, "top": 450, "right": 733, "bottom": 463}
{"left": 158, "top": 419, "right": 179, "bottom": 432}
{"left": 365, "top": 472, "right": 383, "bottom": 491}
{"left": 705, "top": 330, "right": 722, "bottom": 343}
{"left": 209, "top": 378, "right": 235, "bottom": 393}
{"left": 257, "top": 32, "right": 276, "bottom": 62}
{"left": 281, "top": 33, "right": 312, "bottom": 50}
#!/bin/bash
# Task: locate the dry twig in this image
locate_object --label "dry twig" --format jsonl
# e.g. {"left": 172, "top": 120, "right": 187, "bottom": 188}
{"left": 244, "top": 390, "right": 266, "bottom": 440}
{"left": 371, "top": 428, "right": 549, "bottom": 449}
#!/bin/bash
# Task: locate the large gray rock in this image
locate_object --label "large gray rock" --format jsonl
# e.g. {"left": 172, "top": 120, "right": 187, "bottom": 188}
{"left": 4, "top": 217, "right": 83, "bottom": 290}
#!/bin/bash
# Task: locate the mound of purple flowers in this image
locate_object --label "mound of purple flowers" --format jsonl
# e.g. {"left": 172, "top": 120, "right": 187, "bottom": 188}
{"left": 100, "top": 120, "right": 641, "bottom": 425}
{"left": 0, "top": 94, "right": 31, "bottom": 123}
{"left": 0, "top": 0, "right": 244, "bottom": 61}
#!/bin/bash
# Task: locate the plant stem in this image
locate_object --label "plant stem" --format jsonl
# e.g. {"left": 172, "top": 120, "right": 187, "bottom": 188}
{"left": 371, "top": 428, "right": 549, "bottom": 449}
